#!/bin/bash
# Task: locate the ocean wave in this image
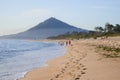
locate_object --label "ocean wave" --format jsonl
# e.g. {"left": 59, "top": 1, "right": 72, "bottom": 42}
{"left": 0, "top": 39, "right": 65, "bottom": 80}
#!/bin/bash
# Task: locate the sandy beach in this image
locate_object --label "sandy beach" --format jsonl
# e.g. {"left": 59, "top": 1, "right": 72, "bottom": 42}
{"left": 19, "top": 37, "right": 120, "bottom": 80}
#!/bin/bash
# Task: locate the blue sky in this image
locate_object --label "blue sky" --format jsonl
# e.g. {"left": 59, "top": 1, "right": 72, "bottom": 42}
{"left": 0, "top": 0, "right": 120, "bottom": 35}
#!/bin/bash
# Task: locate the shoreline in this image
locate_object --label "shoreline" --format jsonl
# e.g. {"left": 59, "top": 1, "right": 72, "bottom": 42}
{"left": 18, "top": 40, "right": 66, "bottom": 80}
{"left": 19, "top": 40, "right": 88, "bottom": 80}
{"left": 19, "top": 37, "right": 120, "bottom": 80}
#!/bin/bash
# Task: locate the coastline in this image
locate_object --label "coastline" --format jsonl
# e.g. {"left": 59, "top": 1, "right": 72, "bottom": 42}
{"left": 19, "top": 37, "right": 120, "bottom": 80}
{"left": 19, "top": 40, "right": 68, "bottom": 80}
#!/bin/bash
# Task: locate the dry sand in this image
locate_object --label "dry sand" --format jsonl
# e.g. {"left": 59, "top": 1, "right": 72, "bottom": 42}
{"left": 20, "top": 37, "right": 120, "bottom": 80}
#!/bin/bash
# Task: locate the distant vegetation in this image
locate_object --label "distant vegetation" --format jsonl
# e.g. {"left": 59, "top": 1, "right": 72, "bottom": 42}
{"left": 48, "top": 23, "right": 120, "bottom": 39}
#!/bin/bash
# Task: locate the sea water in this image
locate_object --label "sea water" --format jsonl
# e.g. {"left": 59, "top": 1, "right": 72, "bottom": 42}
{"left": 0, "top": 39, "right": 65, "bottom": 80}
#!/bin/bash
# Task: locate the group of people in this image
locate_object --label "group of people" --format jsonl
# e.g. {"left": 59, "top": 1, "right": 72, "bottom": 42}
{"left": 58, "top": 40, "right": 71, "bottom": 46}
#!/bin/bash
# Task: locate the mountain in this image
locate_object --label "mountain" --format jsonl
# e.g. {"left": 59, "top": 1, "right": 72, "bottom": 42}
{"left": 1, "top": 17, "right": 88, "bottom": 39}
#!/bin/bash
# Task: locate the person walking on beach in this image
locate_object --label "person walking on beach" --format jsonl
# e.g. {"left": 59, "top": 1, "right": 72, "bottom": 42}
{"left": 58, "top": 41, "right": 64, "bottom": 46}
{"left": 65, "top": 40, "right": 72, "bottom": 46}
{"left": 66, "top": 41, "right": 68, "bottom": 46}
{"left": 68, "top": 40, "right": 71, "bottom": 45}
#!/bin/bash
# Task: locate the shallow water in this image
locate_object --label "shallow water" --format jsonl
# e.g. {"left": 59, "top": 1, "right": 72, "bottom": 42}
{"left": 0, "top": 39, "right": 65, "bottom": 80}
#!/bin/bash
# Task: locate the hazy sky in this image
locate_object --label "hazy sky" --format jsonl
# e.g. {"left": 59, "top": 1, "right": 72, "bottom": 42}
{"left": 0, "top": 0, "right": 120, "bottom": 35}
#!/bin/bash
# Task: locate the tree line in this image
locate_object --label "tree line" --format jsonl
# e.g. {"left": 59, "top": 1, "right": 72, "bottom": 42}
{"left": 95, "top": 23, "right": 120, "bottom": 34}
{"left": 48, "top": 23, "right": 120, "bottom": 39}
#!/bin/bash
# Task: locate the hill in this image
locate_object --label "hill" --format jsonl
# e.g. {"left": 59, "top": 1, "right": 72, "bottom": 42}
{"left": 1, "top": 17, "right": 88, "bottom": 39}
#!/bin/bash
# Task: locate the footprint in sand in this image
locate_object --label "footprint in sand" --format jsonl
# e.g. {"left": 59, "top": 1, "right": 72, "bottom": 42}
{"left": 55, "top": 74, "right": 60, "bottom": 78}
{"left": 77, "top": 74, "right": 81, "bottom": 77}
{"left": 81, "top": 71, "right": 86, "bottom": 74}
{"left": 83, "top": 67, "right": 87, "bottom": 70}
{"left": 64, "top": 65, "right": 67, "bottom": 68}
{"left": 75, "top": 77, "right": 80, "bottom": 80}
{"left": 81, "top": 64, "right": 85, "bottom": 67}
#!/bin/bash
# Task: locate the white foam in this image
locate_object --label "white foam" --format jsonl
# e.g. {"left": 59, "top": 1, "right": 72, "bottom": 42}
{"left": 0, "top": 40, "right": 66, "bottom": 80}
